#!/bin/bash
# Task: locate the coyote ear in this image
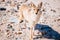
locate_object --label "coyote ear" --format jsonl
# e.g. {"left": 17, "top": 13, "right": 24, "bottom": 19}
{"left": 38, "top": 2, "right": 42, "bottom": 9}
{"left": 29, "top": 2, "right": 36, "bottom": 8}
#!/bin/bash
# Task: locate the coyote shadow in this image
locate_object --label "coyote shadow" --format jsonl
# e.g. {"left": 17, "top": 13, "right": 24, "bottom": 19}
{"left": 34, "top": 24, "right": 60, "bottom": 40}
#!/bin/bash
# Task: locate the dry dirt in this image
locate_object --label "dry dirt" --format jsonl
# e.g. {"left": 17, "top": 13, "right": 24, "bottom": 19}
{"left": 0, "top": 0, "right": 60, "bottom": 40}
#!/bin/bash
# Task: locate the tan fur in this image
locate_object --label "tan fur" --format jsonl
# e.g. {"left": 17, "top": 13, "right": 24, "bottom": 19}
{"left": 18, "top": 2, "right": 42, "bottom": 40}
{"left": 19, "top": 3, "right": 38, "bottom": 22}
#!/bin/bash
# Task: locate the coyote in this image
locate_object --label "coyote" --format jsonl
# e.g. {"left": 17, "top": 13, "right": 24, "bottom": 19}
{"left": 18, "top": 2, "right": 42, "bottom": 40}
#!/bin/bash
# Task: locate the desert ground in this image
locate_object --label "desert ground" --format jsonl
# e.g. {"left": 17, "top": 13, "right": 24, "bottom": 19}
{"left": 0, "top": 0, "right": 60, "bottom": 40}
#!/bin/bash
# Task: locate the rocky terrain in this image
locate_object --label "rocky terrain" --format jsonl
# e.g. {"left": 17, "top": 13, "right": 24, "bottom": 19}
{"left": 0, "top": 0, "right": 60, "bottom": 40}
